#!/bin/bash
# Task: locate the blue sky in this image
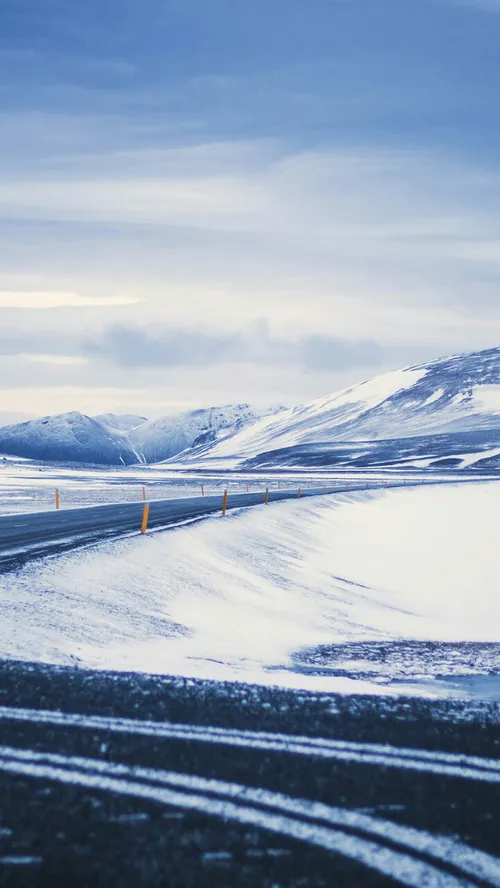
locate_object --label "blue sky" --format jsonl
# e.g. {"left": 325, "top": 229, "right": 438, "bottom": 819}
{"left": 1, "top": 0, "right": 500, "bottom": 418}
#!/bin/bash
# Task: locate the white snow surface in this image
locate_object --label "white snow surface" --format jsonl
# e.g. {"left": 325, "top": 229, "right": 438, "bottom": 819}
{"left": 473, "top": 385, "right": 500, "bottom": 412}
{"left": 1, "top": 481, "right": 499, "bottom": 694}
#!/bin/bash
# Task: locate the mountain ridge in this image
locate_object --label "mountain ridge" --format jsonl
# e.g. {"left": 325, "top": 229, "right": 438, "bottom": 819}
{"left": 2, "top": 347, "right": 500, "bottom": 468}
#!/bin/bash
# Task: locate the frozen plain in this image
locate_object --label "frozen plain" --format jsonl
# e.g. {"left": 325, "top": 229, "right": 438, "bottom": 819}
{"left": 1, "top": 479, "right": 499, "bottom": 698}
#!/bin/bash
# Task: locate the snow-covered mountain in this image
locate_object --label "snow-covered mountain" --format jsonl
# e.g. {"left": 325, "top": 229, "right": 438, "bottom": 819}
{"left": 0, "top": 404, "right": 283, "bottom": 466}
{"left": 0, "top": 412, "right": 140, "bottom": 466}
{"left": 181, "top": 347, "right": 500, "bottom": 465}
{"left": 4, "top": 348, "right": 500, "bottom": 469}
{"left": 130, "top": 404, "right": 283, "bottom": 463}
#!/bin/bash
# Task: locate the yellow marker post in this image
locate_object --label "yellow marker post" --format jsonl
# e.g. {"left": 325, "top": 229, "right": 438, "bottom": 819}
{"left": 142, "top": 486, "right": 146, "bottom": 501}
{"left": 297, "top": 487, "right": 301, "bottom": 498}
{"left": 265, "top": 487, "right": 269, "bottom": 505}
{"left": 55, "top": 489, "right": 60, "bottom": 510}
{"left": 222, "top": 489, "right": 228, "bottom": 515}
{"left": 140, "top": 503, "right": 150, "bottom": 534}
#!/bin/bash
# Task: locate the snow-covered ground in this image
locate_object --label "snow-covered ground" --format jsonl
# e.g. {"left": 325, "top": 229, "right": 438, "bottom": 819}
{"left": 0, "top": 460, "right": 328, "bottom": 514}
{"left": 0, "top": 458, "right": 460, "bottom": 514}
{"left": 1, "top": 480, "right": 499, "bottom": 697}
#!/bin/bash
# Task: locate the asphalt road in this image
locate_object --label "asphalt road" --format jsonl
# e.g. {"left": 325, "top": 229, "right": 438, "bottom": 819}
{"left": 0, "top": 481, "right": 411, "bottom": 567}
{"left": 0, "top": 659, "right": 499, "bottom": 887}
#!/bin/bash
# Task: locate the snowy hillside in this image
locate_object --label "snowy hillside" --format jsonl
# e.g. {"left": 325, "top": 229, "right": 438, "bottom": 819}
{"left": 0, "top": 412, "right": 140, "bottom": 466}
{"left": 191, "top": 347, "right": 500, "bottom": 463}
{"left": 242, "top": 428, "right": 500, "bottom": 472}
{"left": 131, "top": 404, "right": 284, "bottom": 463}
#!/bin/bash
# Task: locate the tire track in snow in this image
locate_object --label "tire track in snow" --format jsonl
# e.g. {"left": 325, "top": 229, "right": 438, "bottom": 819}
{"left": 1, "top": 745, "right": 499, "bottom": 888}
{"left": 1, "top": 705, "right": 500, "bottom": 784}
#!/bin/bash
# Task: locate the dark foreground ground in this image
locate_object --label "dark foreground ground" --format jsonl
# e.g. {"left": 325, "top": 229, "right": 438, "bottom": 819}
{"left": 0, "top": 659, "right": 499, "bottom": 888}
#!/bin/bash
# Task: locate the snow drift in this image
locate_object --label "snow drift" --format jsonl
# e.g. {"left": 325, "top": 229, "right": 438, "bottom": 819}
{"left": 1, "top": 481, "right": 499, "bottom": 694}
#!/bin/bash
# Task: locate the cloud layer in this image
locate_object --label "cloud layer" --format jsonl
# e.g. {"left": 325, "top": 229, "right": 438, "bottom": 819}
{"left": 85, "top": 323, "right": 386, "bottom": 373}
{"left": 1, "top": 0, "right": 499, "bottom": 416}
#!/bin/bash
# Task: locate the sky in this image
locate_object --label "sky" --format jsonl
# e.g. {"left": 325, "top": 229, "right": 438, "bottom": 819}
{"left": 1, "top": 0, "right": 500, "bottom": 421}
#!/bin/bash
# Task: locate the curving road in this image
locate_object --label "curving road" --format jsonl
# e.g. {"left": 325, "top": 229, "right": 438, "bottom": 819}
{"left": 0, "top": 480, "right": 416, "bottom": 567}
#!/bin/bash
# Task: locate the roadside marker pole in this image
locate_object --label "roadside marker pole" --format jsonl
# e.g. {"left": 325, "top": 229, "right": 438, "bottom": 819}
{"left": 245, "top": 483, "right": 249, "bottom": 493}
{"left": 346, "top": 483, "right": 349, "bottom": 491}
{"left": 55, "top": 489, "right": 60, "bottom": 510}
{"left": 201, "top": 485, "right": 205, "bottom": 496}
{"left": 140, "top": 503, "right": 150, "bottom": 534}
{"left": 323, "top": 486, "right": 326, "bottom": 495}
{"left": 297, "top": 487, "right": 301, "bottom": 498}
{"left": 265, "top": 487, "right": 269, "bottom": 505}
{"left": 142, "top": 486, "right": 146, "bottom": 501}
{"left": 222, "top": 489, "right": 228, "bottom": 515}
{"left": 278, "top": 480, "right": 280, "bottom": 489}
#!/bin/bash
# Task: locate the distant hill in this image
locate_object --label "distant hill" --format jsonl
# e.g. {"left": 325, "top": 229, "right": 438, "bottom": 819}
{"left": 0, "top": 412, "right": 139, "bottom": 466}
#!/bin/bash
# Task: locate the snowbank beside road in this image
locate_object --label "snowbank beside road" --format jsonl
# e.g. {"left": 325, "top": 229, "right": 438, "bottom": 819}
{"left": 0, "top": 481, "right": 499, "bottom": 693}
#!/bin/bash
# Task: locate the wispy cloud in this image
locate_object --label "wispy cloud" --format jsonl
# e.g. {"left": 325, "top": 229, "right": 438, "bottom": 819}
{"left": 22, "top": 354, "right": 89, "bottom": 365}
{"left": 0, "top": 292, "right": 140, "bottom": 308}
